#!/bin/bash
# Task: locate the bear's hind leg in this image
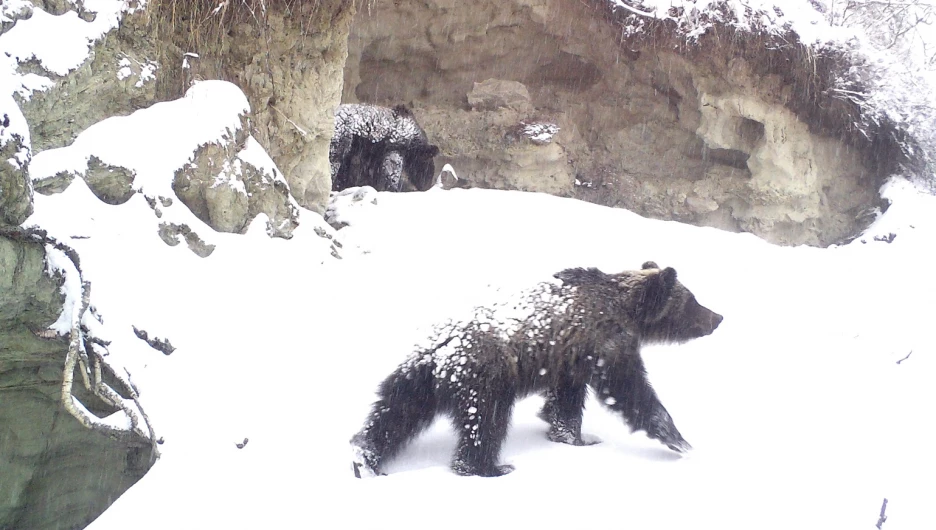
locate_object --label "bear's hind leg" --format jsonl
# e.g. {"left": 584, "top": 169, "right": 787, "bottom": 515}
{"left": 450, "top": 380, "right": 517, "bottom": 477}
{"left": 539, "top": 381, "right": 600, "bottom": 446}
{"left": 329, "top": 134, "right": 353, "bottom": 190}
{"left": 351, "top": 364, "right": 438, "bottom": 477}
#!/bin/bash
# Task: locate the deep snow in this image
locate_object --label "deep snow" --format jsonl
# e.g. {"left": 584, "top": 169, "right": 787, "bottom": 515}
{"left": 24, "top": 102, "right": 936, "bottom": 527}
{"left": 30, "top": 170, "right": 936, "bottom": 530}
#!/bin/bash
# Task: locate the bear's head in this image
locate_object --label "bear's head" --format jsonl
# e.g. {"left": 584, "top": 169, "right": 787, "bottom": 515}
{"left": 404, "top": 143, "right": 441, "bottom": 191}
{"left": 631, "top": 261, "right": 722, "bottom": 343}
{"left": 554, "top": 263, "right": 722, "bottom": 344}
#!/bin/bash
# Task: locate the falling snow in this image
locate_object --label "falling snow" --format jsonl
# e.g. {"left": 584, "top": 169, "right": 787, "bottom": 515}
{"left": 2, "top": 2, "right": 934, "bottom": 529}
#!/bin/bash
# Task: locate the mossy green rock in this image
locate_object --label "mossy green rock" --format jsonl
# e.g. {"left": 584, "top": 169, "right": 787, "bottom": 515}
{"left": 0, "top": 135, "right": 34, "bottom": 226}
{"left": 0, "top": 235, "right": 155, "bottom": 530}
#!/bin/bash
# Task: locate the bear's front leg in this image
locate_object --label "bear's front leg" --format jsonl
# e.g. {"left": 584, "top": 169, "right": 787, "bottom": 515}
{"left": 596, "top": 356, "right": 691, "bottom": 453}
{"left": 450, "top": 381, "right": 517, "bottom": 477}
{"left": 539, "top": 381, "right": 600, "bottom": 446}
{"left": 329, "top": 134, "right": 353, "bottom": 189}
{"left": 639, "top": 405, "right": 690, "bottom": 453}
{"left": 377, "top": 151, "right": 404, "bottom": 192}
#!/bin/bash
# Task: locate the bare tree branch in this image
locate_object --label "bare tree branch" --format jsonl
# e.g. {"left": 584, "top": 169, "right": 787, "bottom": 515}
{"left": 59, "top": 280, "right": 134, "bottom": 441}
{"left": 876, "top": 497, "right": 889, "bottom": 529}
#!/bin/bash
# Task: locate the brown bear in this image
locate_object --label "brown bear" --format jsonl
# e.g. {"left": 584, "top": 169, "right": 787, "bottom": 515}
{"left": 350, "top": 262, "right": 722, "bottom": 478}
{"left": 330, "top": 104, "right": 440, "bottom": 193}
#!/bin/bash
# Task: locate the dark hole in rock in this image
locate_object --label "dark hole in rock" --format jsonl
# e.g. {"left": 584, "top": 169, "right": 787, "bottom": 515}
{"left": 703, "top": 146, "right": 750, "bottom": 170}
{"left": 737, "top": 116, "right": 765, "bottom": 151}
{"left": 526, "top": 52, "right": 602, "bottom": 93}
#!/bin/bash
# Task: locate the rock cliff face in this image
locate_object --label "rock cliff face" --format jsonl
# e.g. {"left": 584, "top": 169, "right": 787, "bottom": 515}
{"left": 0, "top": 227, "right": 156, "bottom": 530}
{"left": 15, "top": 0, "right": 354, "bottom": 224}
{"left": 152, "top": 0, "right": 355, "bottom": 215}
{"left": 342, "top": 0, "right": 885, "bottom": 246}
{"left": 16, "top": 8, "right": 160, "bottom": 155}
{"left": 0, "top": 126, "right": 33, "bottom": 225}
{"left": 3, "top": 92, "right": 158, "bottom": 524}
{"left": 2, "top": 0, "right": 359, "bottom": 520}
{"left": 2, "top": 5, "right": 162, "bottom": 527}
{"left": 13, "top": 0, "right": 887, "bottom": 245}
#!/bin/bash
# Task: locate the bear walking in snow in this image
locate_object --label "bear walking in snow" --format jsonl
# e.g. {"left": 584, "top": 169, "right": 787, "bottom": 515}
{"left": 350, "top": 262, "right": 723, "bottom": 478}
{"left": 329, "top": 103, "right": 440, "bottom": 193}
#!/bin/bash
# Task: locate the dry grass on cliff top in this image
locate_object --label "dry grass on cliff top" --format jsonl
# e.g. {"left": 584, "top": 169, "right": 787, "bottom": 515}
{"left": 594, "top": 0, "right": 924, "bottom": 181}
{"left": 147, "top": 0, "right": 354, "bottom": 47}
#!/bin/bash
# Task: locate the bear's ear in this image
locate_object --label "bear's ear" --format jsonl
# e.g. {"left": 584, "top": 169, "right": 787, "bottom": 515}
{"left": 660, "top": 267, "right": 677, "bottom": 289}
{"left": 637, "top": 267, "right": 678, "bottom": 320}
{"left": 424, "top": 144, "right": 440, "bottom": 157}
{"left": 412, "top": 144, "right": 439, "bottom": 158}
{"left": 392, "top": 104, "right": 413, "bottom": 117}
{"left": 554, "top": 267, "right": 609, "bottom": 286}
{"left": 641, "top": 261, "right": 659, "bottom": 270}
{"left": 644, "top": 267, "right": 677, "bottom": 298}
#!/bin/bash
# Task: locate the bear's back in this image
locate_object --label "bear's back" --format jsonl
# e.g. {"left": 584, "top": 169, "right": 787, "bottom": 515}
{"left": 335, "top": 104, "right": 426, "bottom": 148}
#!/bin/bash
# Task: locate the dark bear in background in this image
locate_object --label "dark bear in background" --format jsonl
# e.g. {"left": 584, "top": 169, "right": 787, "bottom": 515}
{"left": 351, "top": 262, "right": 723, "bottom": 478}
{"left": 329, "top": 103, "right": 440, "bottom": 192}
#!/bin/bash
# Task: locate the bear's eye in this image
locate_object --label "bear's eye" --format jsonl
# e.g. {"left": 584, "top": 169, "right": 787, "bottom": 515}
{"left": 684, "top": 295, "right": 701, "bottom": 311}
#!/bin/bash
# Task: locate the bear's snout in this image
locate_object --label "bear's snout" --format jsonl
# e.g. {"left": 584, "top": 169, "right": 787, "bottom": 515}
{"left": 696, "top": 308, "right": 723, "bottom": 336}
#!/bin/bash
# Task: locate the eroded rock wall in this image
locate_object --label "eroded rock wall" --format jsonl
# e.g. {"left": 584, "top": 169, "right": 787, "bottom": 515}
{"left": 16, "top": 1, "right": 354, "bottom": 221}
{"left": 342, "top": 0, "right": 882, "bottom": 246}
{"left": 16, "top": 7, "right": 161, "bottom": 154}
{"left": 154, "top": 0, "right": 355, "bottom": 214}
{"left": 2, "top": 7, "right": 158, "bottom": 525}
{"left": 0, "top": 113, "right": 33, "bottom": 224}
{"left": 0, "top": 229, "right": 155, "bottom": 530}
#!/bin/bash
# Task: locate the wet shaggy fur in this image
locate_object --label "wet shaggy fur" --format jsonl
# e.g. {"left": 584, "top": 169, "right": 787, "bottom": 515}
{"left": 350, "top": 262, "right": 723, "bottom": 478}
{"left": 329, "top": 104, "right": 440, "bottom": 193}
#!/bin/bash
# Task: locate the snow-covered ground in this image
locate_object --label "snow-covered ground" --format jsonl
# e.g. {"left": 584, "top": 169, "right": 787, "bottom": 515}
{"left": 29, "top": 158, "right": 936, "bottom": 530}
{"left": 4, "top": 1, "right": 935, "bottom": 528}
{"left": 21, "top": 81, "right": 936, "bottom": 527}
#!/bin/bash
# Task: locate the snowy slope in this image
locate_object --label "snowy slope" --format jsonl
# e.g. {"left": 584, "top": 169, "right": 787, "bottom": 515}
{"left": 25, "top": 163, "right": 936, "bottom": 529}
